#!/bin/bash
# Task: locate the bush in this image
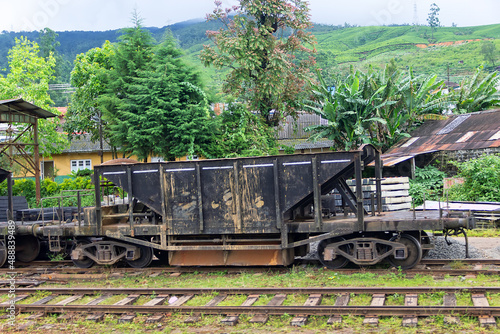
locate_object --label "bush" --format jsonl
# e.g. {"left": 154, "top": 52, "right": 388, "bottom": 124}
{"left": 447, "top": 154, "right": 500, "bottom": 202}
{"left": 409, "top": 165, "right": 447, "bottom": 206}
{"left": 0, "top": 175, "right": 94, "bottom": 208}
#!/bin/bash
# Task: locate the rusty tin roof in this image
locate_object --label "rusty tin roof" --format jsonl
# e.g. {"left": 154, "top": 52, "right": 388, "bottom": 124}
{"left": 381, "top": 109, "right": 500, "bottom": 166}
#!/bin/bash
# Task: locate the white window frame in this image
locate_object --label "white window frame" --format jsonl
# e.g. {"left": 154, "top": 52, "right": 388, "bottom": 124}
{"left": 70, "top": 159, "right": 92, "bottom": 173}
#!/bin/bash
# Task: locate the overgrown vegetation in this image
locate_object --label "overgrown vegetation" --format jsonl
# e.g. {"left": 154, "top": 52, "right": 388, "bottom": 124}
{"left": 0, "top": 175, "right": 94, "bottom": 208}
{"left": 305, "top": 63, "right": 499, "bottom": 152}
{"left": 409, "top": 166, "right": 447, "bottom": 206}
{"left": 447, "top": 154, "right": 500, "bottom": 202}
{"left": 206, "top": 103, "right": 279, "bottom": 158}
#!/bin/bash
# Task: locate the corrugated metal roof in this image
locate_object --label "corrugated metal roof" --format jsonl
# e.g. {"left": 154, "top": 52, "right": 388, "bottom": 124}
{"left": 0, "top": 99, "right": 56, "bottom": 119}
{"left": 277, "top": 113, "right": 327, "bottom": 140}
{"left": 63, "top": 134, "right": 112, "bottom": 154}
{"left": 278, "top": 138, "right": 334, "bottom": 150}
{"left": 384, "top": 110, "right": 500, "bottom": 163}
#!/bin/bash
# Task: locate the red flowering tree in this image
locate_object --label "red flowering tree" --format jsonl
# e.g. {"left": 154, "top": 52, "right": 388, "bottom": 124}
{"left": 201, "top": 0, "right": 316, "bottom": 126}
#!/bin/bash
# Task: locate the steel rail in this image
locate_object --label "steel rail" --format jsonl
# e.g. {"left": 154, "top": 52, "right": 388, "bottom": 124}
{"left": 2, "top": 286, "right": 498, "bottom": 295}
{"left": 13, "top": 304, "right": 500, "bottom": 317}
{"left": 2, "top": 267, "right": 500, "bottom": 277}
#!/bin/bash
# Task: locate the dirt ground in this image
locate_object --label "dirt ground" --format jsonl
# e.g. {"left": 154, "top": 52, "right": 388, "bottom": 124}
{"left": 453, "top": 237, "right": 500, "bottom": 258}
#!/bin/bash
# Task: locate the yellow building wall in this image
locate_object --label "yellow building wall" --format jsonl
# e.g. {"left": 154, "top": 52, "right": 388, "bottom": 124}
{"left": 51, "top": 152, "right": 116, "bottom": 176}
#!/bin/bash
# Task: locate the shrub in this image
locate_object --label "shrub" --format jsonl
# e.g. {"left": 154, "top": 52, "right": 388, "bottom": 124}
{"left": 0, "top": 175, "right": 94, "bottom": 208}
{"left": 447, "top": 154, "right": 500, "bottom": 202}
{"left": 409, "top": 165, "right": 447, "bottom": 206}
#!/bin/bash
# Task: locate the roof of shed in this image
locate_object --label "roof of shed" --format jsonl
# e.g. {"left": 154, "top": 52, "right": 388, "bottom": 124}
{"left": 381, "top": 109, "right": 500, "bottom": 166}
{"left": 0, "top": 99, "right": 57, "bottom": 119}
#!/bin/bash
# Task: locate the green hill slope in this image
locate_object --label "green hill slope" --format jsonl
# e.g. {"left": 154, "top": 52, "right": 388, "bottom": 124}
{"left": 0, "top": 22, "right": 498, "bottom": 97}
{"left": 312, "top": 24, "right": 500, "bottom": 80}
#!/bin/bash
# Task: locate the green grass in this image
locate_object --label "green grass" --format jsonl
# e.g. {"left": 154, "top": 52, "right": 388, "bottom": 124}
{"left": 4, "top": 264, "right": 500, "bottom": 332}
{"left": 466, "top": 228, "right": 500, "bottom": 237}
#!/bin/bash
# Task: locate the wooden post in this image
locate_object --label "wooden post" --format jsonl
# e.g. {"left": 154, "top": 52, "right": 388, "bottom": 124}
{"left": 7, "top": 172, "right": 13, "bottom": 221}
{"left": 410, "top": 157, "right": 416, "bottom": 180}
{"left": 34, "top": 119, "right": 41, "bottom": 205}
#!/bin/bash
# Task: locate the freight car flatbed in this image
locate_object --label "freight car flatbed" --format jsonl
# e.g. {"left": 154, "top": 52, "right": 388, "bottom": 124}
{"left": 0, "top": 145, "right": 474, "bottom": 269}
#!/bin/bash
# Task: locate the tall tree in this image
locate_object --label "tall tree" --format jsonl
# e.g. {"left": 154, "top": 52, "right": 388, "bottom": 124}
{"left": 99, "top": 13, "right": 156, "bottom": 159}
{"left": 427, "top": 3, "right": 440, "bottom": 40}
{"left": 64, "top": 41, "right": 114, "bottom": 150}
{"left": 481, "top": 40, "right": 497, "bottom": 67}
{"left": 38, "top": 28, "right": 72, "bottom": 106}
{"left": 0, "top": 37, "right": 67, "bottom": 156}
{"left": 201, "top": 0, "right": 317, "bottom": 126}
{"left": 119, "top": 33, "right": 213, "bottom": 161}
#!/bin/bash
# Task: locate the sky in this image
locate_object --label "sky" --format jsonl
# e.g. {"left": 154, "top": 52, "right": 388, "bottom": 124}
{"left": 0, "top": 0, "right": 499, "bottom": 32}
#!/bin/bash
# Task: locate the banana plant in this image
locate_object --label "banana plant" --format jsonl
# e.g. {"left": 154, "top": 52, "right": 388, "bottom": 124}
{"left": 452, "top": 66, "right": 500, "bottom": 113}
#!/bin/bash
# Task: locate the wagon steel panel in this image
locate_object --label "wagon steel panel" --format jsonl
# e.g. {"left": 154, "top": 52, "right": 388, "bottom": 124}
{"left": 94, "top": 147, "right": 374, "bottom": 236}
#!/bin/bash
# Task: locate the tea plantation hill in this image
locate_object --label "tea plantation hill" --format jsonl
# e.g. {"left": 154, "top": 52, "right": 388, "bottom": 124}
{"left": 0, "top": 20, "right": 498, "bottom": 85}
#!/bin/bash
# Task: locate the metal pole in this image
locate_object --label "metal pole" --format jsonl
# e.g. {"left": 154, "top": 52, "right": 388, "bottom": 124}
{"left": 312, "top": 157, "right": 322, "bottom": 231}
{"left": 354, "top": 153, "right": 364, "bottom": 231}
{"left": 375, "top": 150, "right": 383, "bottom": 214}
{"left": 99, "top": 109, "right": 104, "bottom": 164}
{"left": 93, "top": 171, "right": 102, "bottom": 234}
{"left": 77, "top": 190, "right": 82, "bottom": 228}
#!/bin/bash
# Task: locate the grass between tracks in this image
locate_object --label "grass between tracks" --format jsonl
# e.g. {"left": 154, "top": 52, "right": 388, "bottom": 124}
{"left": 2, "top": 266, "right": 500, "bottom": 333}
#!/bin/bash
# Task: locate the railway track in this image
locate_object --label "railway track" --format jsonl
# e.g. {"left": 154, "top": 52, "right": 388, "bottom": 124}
{"left": 1, "top": 259, "right": 500, "bottom": 283}
{"left": 1, "top": 287, "right": 499, "bottom": 328}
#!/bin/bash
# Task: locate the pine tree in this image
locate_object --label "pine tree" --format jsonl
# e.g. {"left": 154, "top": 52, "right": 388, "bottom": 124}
{"left": 104, "top": 28, "right": 212, "bottom": 161}
{"left": 100, "top": 13, "right": 156, "bottom": 159}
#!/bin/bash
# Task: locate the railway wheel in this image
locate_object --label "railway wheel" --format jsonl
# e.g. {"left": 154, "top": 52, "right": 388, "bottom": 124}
{"left": 126, "top": 243, "right": 153, "bottom": 268}
{"left": 72, "top": 238, "right": 95, "bottom": 268}
{"left": 0, "top": 240, "right": 6, "bottom": 267}
{"left": 15, "top": 235, "right": 40, "bottom": 263}
{"left": 388, "top": 234, "right": 422, "bottom": 270}
{"left": 317, "top": 237, "right": 350, "bottom": 269}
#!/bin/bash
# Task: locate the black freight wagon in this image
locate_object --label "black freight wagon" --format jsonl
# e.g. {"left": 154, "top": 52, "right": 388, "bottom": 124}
{"left": 0, "top": 145, "right": 474, "bottom": 269}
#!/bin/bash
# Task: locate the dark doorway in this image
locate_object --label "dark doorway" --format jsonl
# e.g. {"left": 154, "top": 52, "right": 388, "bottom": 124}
{"left": 42, "top": 161, "right": 54, "bottom": 180}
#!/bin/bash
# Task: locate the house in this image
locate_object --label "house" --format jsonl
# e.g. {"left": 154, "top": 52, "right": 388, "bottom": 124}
{"left": 43, "top": 134, "right": 115, "bottom": 180}
{"left": 379, "top": 109, "right": 500, "bottom": 177}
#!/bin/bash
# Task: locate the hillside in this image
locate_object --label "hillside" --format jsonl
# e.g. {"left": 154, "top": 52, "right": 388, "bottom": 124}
{"left": 0, "top": 21, "right": 499, "bottom": 99}
{"left": 313, "top": 24, "right": 500, "bottom": 80}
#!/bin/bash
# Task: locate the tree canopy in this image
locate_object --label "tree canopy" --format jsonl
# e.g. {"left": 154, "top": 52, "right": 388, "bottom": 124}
{"left": 64, "top": 40, "right": 115, "bottom": 150}
{"left": 93, "top": 16, "right": 213, "bottom": 161}
{"left": 0, "top": 37, "right": 67, "bottom": 157}
{"left": 201, "top": 0, "right": 317, "bottom": 126}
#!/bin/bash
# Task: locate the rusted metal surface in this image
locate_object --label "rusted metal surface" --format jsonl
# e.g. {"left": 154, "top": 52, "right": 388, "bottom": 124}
{"left": 379, "top": 109, "right": 500, "bottom": 166}
{"left": 94, "top": 146, "right": 377, "bottom": 237}
{"left": 169, "top": 247, "right": 294, "bottom": 266}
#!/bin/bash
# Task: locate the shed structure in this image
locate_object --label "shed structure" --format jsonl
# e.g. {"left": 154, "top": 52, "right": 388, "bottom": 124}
{"left": 379, "top": 109, "right": 500, "bottom": 177}
{"left": 0, "top": 99, "right": 57, "bottom": 203}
